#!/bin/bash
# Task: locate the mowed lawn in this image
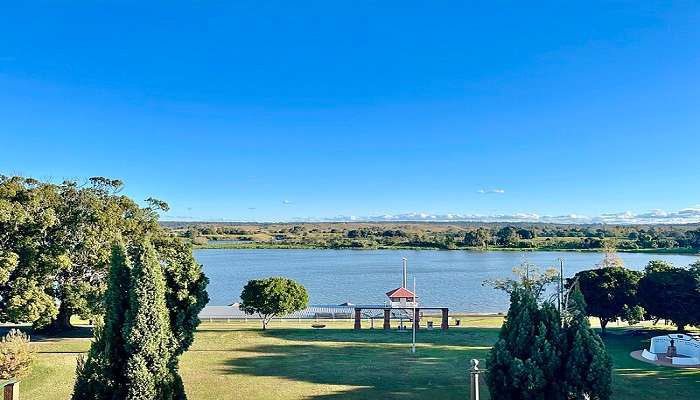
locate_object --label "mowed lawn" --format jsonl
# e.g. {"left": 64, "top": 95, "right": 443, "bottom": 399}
{"left": 17, "top": 317, "right": 700, "bottom": 400}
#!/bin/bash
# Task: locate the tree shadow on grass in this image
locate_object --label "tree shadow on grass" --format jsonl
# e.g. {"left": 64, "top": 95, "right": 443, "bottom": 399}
{"left": 222, "top": 328, "right": 496, "bottom": 399}
{"left": 219, "top": 327, "right": 700, "bottom": 399}
{"left": 0, "top": 325, "right": 94, "bottom": 341}
{"left": 199, "top": 326, "right": 501, "bottom": 348}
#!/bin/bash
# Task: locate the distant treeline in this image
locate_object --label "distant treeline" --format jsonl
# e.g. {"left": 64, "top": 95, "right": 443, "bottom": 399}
{"left": 162, "top": 222, "right": 700, "bottom": 253}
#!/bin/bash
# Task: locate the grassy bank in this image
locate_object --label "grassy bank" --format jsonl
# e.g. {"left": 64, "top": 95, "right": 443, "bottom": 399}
{"left": 18, "top": 318, "right": 700, "bottom": 399}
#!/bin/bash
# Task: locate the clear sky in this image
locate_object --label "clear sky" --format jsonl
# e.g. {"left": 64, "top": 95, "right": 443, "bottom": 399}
{"left": 1, "top": 1, "right": 699, "bottom": 223}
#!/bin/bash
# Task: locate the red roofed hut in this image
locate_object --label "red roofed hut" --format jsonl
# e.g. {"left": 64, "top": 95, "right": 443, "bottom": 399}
{"left": 386, "top": 286, "right": 417, "bottom": 308}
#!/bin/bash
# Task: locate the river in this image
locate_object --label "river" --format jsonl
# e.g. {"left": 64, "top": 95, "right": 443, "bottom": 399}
{"left": 194, "top": 249, "right": 698, "bottom": 313}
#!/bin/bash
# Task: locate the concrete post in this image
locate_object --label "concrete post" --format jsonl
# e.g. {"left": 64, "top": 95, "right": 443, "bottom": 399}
{"left": 470, "top": 359, "right": 480, "bottom": 400}
{"left": 354, "top": 308, "right": 362, "bottom": 330}
{"left": 383, "top": 309, "right": 391, "bottom": 330}
{"left": 441, "top": 308, "right": 449, "bottom": 331}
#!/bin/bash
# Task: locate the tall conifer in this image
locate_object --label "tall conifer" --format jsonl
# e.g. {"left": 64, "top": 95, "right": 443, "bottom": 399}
{"left": 123, "top": 238, "right": 182, "bottom": 399}
{"left": 562, "top": 285, "right": 613, "bottom": 400}
{"left": 74, "top": 243, "right": 131, "bottom": 399}
{"left": 486, "top": 274, "right": 613, "bottom": 400}
{"left": 487, "top": 288, "right": 564, "bottom": 399}
{"left": 73, "top": 239, "right": 188, "bottom": 400}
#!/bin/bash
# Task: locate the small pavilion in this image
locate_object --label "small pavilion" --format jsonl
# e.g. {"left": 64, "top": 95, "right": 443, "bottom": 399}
{"left": 386, "top": 287, "right": 417, "bottom": 308}
{"left": 353, "top": 260, "right": 449, "bottom": 331}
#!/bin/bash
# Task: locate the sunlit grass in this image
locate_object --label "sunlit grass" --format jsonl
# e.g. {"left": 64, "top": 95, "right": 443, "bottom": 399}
{"left": 13, "top": 317, "right": 700, "bottom": 399}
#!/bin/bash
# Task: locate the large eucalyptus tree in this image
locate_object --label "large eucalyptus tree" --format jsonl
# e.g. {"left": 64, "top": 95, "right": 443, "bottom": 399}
{"left": 0, "top": 175, "right": 208, "bottom": 334}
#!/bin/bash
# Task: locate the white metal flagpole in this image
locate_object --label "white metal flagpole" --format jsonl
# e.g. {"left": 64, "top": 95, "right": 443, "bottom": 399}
{"left": 412, "top": 276, "right": 416, "bottom": 353}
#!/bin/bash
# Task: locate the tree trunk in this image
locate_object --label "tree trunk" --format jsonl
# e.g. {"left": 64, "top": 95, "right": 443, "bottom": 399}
{"left": 47, "top": 302, "right": 74, "bottom": 332}
{"left": 600, "top": 319, "right": 608, "bottom": 335}
{"left": 677, "top": 324, "right": 685, "bottom": 332}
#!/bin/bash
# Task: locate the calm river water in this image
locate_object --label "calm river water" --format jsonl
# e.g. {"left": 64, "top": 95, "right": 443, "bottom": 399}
{"left": 194, "top": 249, "right": 698, "bottom": 313}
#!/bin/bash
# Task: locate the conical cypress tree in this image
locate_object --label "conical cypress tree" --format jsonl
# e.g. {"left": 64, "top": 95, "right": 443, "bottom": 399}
{"left": 73, "top": 243, "right": 131, "bottom": 399}
{"left": 532, "top": 302, "right": 564, "bottom": 400}
{"left": 486, "top": 288, "right": 564, "bottom": 400}
{"left": 122, "top": 238, "right": 183, "bottom": 399}
{"left": 73, "top": 239, "right": 188, "bottom": 400}
{"left": 563, "top": 285, "right": 613, "bottom": 400}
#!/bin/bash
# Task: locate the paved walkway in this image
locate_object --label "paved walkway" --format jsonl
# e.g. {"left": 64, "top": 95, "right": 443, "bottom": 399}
{"left": 630, "top": 350, "right": 700, "bottom": 369}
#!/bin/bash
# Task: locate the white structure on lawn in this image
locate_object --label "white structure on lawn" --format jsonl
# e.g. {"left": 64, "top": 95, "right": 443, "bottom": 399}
{"left": 641, "top": 334, "right": 700, "bottom": 366}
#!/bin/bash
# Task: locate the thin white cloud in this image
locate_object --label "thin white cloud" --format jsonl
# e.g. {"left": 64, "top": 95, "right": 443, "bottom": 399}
{"left": 298, "top": 206, "right": 700, "bottom": 224}
{"left": 282, "top": 200, "right": 292, "bottom": 205}
{"left": 477, "top": 188, "right": 505, "bottom": 194}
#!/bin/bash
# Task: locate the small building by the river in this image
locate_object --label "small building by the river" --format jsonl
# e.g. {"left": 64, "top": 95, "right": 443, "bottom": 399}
{"left": 386, "top": 287, "right": 417, "bottom": 308}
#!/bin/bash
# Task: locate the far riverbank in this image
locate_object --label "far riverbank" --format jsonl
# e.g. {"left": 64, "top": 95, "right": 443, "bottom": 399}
{"left": 194, "top": 242, "right": 700, "bottom": 255}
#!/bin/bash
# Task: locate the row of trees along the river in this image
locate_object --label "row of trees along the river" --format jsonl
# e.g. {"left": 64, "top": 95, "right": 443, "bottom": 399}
{"left": 179, "top": 222, "right": 700, "bottom": 251}
{"left": 572, "top": 255, "right": 700, "bottom": 333}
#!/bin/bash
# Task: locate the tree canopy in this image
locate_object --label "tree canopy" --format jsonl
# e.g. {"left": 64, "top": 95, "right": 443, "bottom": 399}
{"left": 463, "top": 227, "right": 491, "bottom": 247}
{"left": 240, "top": 277, "right": 309, "bottom": 330}
{"left": 569, "top": 266, "right": 643, "bottom": 334}
{"left": 484, "top": 261, "right": 560, "bottom": 300}
{"left": 637, "top": 260, "right": 700, "bottom": 331}
{"left": 0, "top": 175, "right": 208, "bottom": 333}
{"left": 496, "top": 226, "right": 520, "bottom": 247}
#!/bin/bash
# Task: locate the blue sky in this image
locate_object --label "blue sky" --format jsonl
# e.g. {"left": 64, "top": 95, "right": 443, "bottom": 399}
{"left": 1, "top": 1, "right": 699, "bottom": 223}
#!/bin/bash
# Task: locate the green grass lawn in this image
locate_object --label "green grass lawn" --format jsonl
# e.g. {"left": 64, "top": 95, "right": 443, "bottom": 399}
{"left": 16, "top": 317, "right": 700, "bottom": 399}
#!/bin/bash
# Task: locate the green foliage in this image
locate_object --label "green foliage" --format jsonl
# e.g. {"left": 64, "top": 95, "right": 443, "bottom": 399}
{"left": 637, "top": 260, "right": 700, "bottom": 330}
{"left": 486, "top": 285, "right": 613, "bottom": 399}
{"left": 73, "top": 240, "right": 189, "bottom": 400}
{"left": 484, "top": 261, "right": 560, "bottom": 300}
{"left": 562, "top": 285, "right": 613, "bottom": 400}
{"left": 0, "top": 175, "right": 208, "bottom": 333}
{"left": 123, "top": 239, "right": 182, "bottom": 399}
{"left": 240, "top": 277, "right": 309, "bottom": 330}
{"left": 178, "top": 221, "right": 700, "bottom": 252}
{"left": 0, "top": 329, "right": 34, "bottom": 380}
{"left": 516, "top": 228, "right": 536, "bottom": 240}
{"left": 496, "top": 226, "right": 520, "bottom": 247}
{"left": 73, "top": 244, "right": 132, "bottom": 398}
{"left": 688, "top": 229, "right": 700, "bottom": 248}
{"left": 486, "top": 288, "right": 563, "bottom": 399}
{"left": 73, "top": 324, "right": 110, "bottom": 398}
{"left": 154, "top": 236, "right": 210, "bottom": 356}
{"left": 569, "top": 266, "right": 643, "bottom": 333}
{"left": 463, "top": 228, "right": 491, "bottom": 247}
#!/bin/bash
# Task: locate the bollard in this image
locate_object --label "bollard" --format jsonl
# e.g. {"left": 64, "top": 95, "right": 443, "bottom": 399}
{"left": 469, "top": 359, "right": 480, "bottom": 400}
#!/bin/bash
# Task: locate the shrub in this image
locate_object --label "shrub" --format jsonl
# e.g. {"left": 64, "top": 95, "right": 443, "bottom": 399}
{"left": 0, "top": 329, "right": 34, "bottom": 380}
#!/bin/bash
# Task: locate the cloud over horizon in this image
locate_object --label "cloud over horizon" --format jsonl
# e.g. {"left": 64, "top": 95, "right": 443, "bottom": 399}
{"left": 296, "top": 206, "right": 700, "bottom": 225}
{"left": 161, "top": 206, "right": 700, "bottom": 225}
